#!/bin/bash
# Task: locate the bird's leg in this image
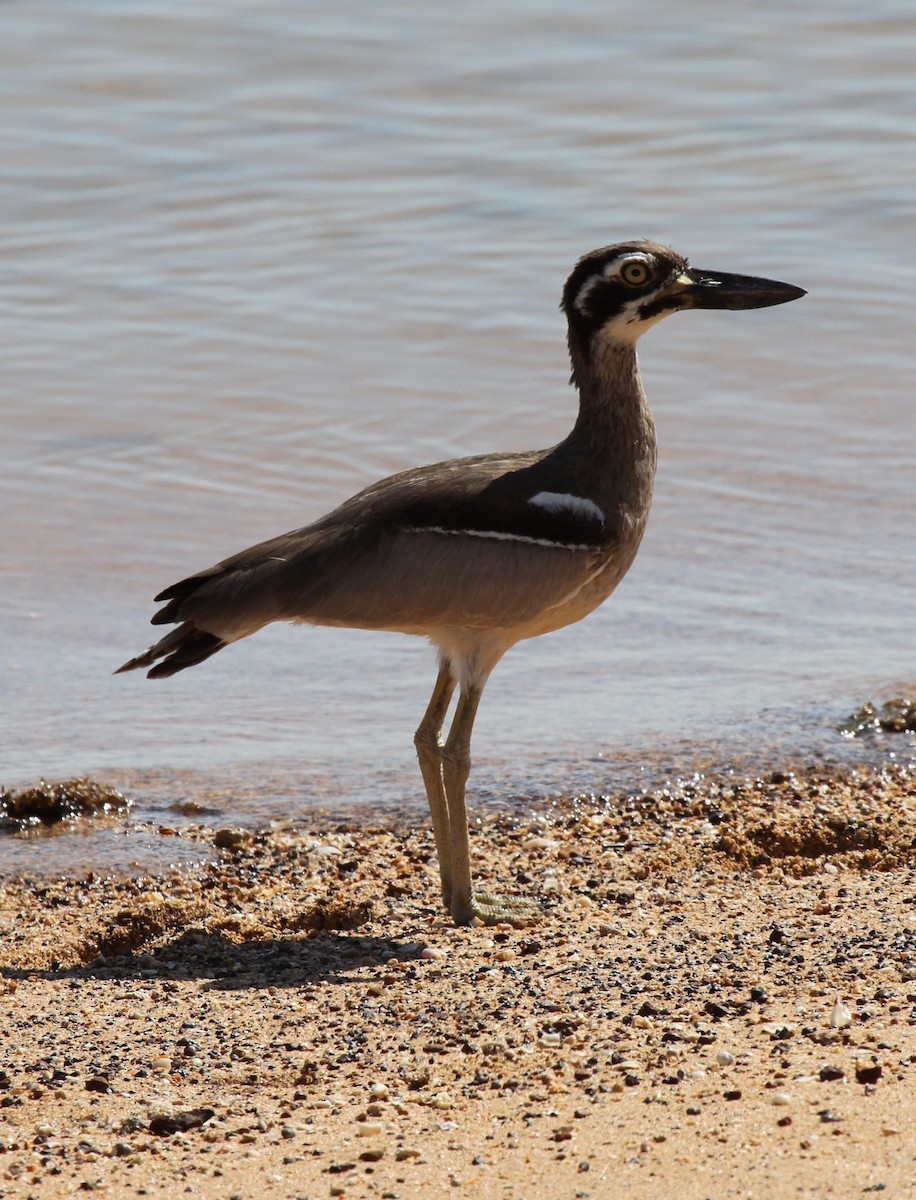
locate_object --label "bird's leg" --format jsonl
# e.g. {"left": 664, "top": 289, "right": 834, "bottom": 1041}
{"left": 441, "top": 683, "right": 541, "bottom": 928}
{"left": 439, "top": 682, "right": 481, "bottom": 925}
{"left": 413, "top": 664, "right": 457, "bottom": 911}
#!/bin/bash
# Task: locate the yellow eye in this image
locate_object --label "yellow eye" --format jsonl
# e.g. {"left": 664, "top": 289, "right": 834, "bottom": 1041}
{"left": 620, "top": 259, "right": 651, "bottom": 286}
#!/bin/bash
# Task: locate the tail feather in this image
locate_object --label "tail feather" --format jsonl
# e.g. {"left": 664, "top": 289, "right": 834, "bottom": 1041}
{"left": 150, "top": 571, "right": 221, "bottom": 626}
{"left": 116, "top": 623, "right": 226, "bottom": 679}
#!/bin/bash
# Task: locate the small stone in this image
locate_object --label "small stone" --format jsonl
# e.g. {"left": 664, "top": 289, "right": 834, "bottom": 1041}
{"left": 213, "top": 827, "right": 253, "bottom": 850}
{"left": 855, "top": 1063, "right": 882, "bottom": 1086}
{"left": 356, "top": 1122, "right": 383, "bottom": 1137}
{"left": 432, "top": 1092, "right": 453, "bottom": 1110}
{"left": 85, "top": 1076, "right": 111, "bottom": 1094}
{"left": 819, "top": 1065, "right": 845, "bottom": 1082}
{"left": 770, "top": 1093, "right": 792, "bottom": 1107}
{"left": 369, "top": 1082, "right": 389, "bottom": 1100}
{"left": 149, "top": 1108, "right": 215, "bottom": 1137}
{"left": 829, "top": 998, "right": 853, "bottom": 1029}
{"left": 716, "top": 1050, "right": 735, "bottom": 1067}
{"left": 760, "top": 1022, "right": 794, "bottom": 1040}
{"left": 420, "top": 947, "right": 447, "bottom": 961}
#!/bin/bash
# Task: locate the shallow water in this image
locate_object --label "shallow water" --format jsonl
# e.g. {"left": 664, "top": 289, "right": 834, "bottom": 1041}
{"left": 2, "top": 0, "right": 914, "bottom": 873}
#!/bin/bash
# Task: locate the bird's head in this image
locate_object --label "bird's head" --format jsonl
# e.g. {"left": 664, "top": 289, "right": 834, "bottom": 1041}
{"left": 562, "top": 240, "right": 806, "bottom": 358}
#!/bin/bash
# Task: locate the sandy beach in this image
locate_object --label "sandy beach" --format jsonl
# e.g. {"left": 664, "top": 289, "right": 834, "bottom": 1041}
{"left": 1, "top": 757, "right": 914, "bottom": 1199}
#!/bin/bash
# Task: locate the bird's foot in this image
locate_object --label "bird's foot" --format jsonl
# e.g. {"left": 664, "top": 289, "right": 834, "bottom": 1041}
{"left": 468, "top": 892, "right": 542, "bottom": 928}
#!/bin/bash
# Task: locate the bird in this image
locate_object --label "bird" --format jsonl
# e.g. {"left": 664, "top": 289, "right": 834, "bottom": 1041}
{"left": 118, "top": 240, "right": 805, "bottom": 926}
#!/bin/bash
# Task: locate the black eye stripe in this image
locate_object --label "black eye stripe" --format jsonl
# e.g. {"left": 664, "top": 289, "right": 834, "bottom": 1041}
{"left": 637, "top": 294, "right": 685, "bottom": 321}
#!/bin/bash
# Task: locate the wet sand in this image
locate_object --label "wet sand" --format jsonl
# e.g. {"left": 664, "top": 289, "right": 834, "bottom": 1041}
{"left": 1, "top": 759, "right": 915, "bottom": 1199}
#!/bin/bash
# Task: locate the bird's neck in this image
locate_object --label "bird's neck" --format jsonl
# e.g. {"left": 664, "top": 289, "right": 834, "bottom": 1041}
{"left": 565, "top": 334, "right": 657, "bottom": 475}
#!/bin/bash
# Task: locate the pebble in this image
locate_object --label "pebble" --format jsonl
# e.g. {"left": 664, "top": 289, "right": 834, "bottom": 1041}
{"left": 213, "top": 827, "right": 253, "bottom": 850}
{"left": 369, "top": 1082, "right": 389, "bottom": 1100}
{"left": 829, "top": 998, "right": 853, "bottom": 1029}
{"left": 760, "top": 1022, "right": 795, "bottom": 1039}
{"left": 770, "top": 1092, "right": 792, "bottom": 1106}
{"left": 356, "top": 1122, "right": 383, "bottom": 1137}
{"left": 311, "top": 843, "right": 341, "bottom": 858}
{"left": 716, "top": 1050, "right": 735, "bottom": 1067}
{"left": 420, "top": 947, "right": 447, "bottom": 961}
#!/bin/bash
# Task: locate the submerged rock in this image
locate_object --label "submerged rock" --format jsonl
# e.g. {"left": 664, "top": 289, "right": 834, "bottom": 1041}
{"left": 841, "top": 697, "right": 916, "bottom": 738}
{"left": 0, "top": 777, "right": 128, "bottom": 830}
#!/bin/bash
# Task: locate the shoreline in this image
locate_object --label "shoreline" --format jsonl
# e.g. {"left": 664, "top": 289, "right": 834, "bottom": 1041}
{"left": 1, "top": 756, "right": 914, "bottom": 1198}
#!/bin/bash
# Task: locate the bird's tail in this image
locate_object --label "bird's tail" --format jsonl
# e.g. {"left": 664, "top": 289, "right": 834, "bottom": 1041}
{"left": 115, "top": 623, "right": 227, "bottom": 679}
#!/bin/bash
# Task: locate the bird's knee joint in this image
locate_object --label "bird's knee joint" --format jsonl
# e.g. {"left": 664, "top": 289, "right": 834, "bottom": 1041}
{"left": 414, "top": 723, "right": 442, "bottom": 760}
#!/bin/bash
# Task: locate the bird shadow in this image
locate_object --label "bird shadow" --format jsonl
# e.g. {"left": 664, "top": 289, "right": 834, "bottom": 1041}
{"left": 5, "top": 927, "right": 426, "bottom": 991}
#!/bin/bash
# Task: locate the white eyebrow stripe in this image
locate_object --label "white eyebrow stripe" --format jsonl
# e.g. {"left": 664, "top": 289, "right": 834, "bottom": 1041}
{"left": 399, "top": 525, "right": 593, "bottom": 552}
{"left": 603, "top": 251, "right": 653, "bottom": 280}
{"left": 573, "top": 273, "right": 602, "bottom": 315}
{"left": 528, "top": 491, "right": 604, "bottom": 523}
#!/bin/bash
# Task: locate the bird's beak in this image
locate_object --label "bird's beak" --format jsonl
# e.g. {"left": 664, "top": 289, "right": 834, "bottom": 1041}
{"left": 672, "top": 268, "right": 806, "bottom": 311}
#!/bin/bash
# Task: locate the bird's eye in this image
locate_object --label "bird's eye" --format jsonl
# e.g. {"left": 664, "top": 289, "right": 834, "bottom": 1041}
{"left": 620, "top": 259, "right": 651, "bottom": 286}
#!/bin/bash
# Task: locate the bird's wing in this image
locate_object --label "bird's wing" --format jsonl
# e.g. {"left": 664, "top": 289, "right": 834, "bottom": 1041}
{"left": 150, "top": 449, "right": 615, "bottom": 638}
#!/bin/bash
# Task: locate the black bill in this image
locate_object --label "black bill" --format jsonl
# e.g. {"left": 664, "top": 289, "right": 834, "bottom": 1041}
{"left": 681, "top": 268, "right": 807, "bottom": 311}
